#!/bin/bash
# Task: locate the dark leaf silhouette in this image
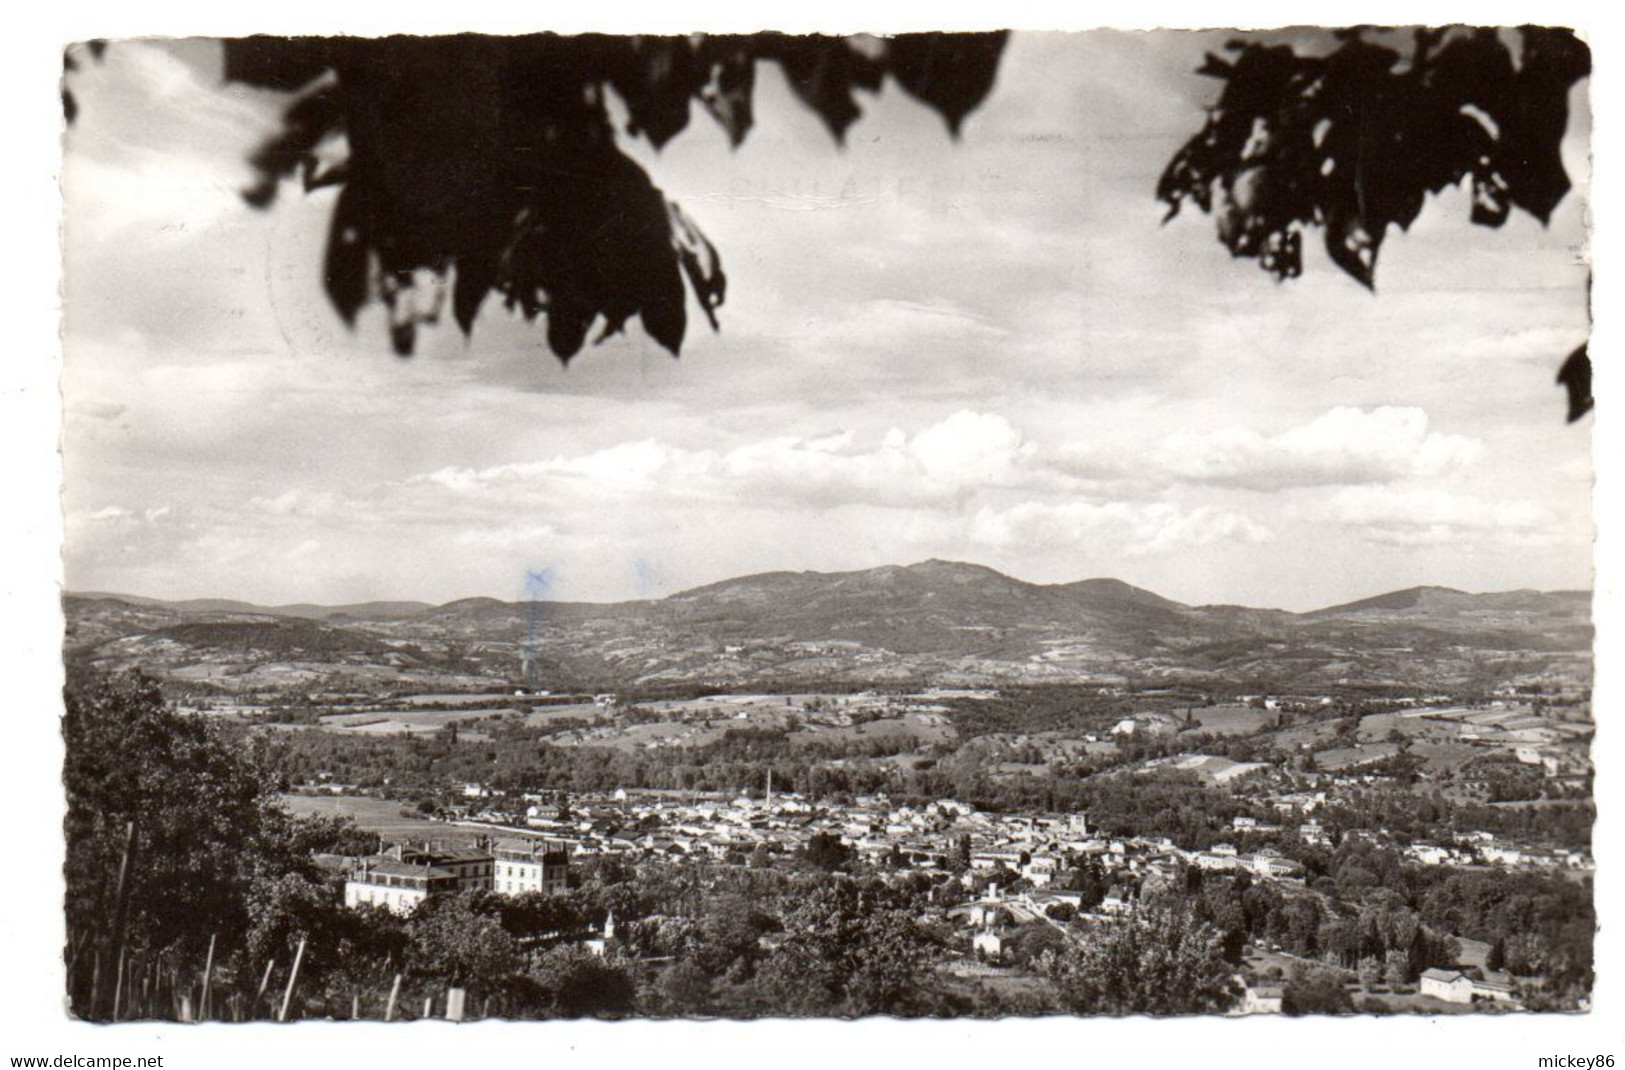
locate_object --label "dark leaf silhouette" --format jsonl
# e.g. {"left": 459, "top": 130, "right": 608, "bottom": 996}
{"left": 220, "top": 35, "right": 333, "bottom": 91}
{"left": 322, "top": 184, "right": 370, "bottom": 327}
{"left": 61, "top": 40, "right": 108, "bottom": 125}
{"left": 218, "top": 32, "right": 1008, "bottom": 361}
{"left": 66, "top": 31, "right": 1586, "bottom": 421}
{"left": 1557, "top": 344, "right": 1592, "bottom": 422}
{"left": 1160, "top": 25, "right": 1591, "bottom": 418}
{"left": 669, "top": 201, "right": 725, "bottom": 331}
{"left": 887, "top": 32, "right": 1009, "bottom": 136}
{"left": 243, "top": 85, "right": 343, "bottom": 208}
{"left": 773, "top": 37, "right": 886, "bottom": 144}
{"left": 1159, "top": 26, "right": 1591, "bottom": 289}
{"left": 699, "top": 47, "right": 757, "bottom": 147}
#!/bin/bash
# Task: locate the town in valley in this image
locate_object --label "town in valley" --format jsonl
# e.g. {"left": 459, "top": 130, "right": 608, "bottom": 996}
{"left": 62, "top": 562, "right": 1595, "bottom": 1019}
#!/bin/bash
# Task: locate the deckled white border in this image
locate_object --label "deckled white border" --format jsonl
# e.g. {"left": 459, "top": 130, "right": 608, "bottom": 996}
{"left": 6, "top": 2, "right": 1618, "bottom": 1068}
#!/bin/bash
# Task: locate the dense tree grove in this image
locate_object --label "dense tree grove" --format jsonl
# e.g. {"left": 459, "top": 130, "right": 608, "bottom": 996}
{"left": 63, "top": 672, "right": 368, "bottom": 1015}
{"left": 1040, "top": 905, "right": 1241, "bottom": 1016}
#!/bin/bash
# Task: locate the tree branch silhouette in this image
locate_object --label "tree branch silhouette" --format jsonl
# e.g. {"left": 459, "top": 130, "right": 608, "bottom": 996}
{"left": 66, "top": 29, "right": 1592, "bottom": 417}
{"left": 218, "top": 33, "right": 1008, "bottom": 359}
{"left": 1156, "top": 26, "right": 1591, "bottom": 419}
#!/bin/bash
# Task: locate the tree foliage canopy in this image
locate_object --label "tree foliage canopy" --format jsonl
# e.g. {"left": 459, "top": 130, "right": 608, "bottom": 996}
{"left": 1044, "top": 904, "right": 1242, "bottom": 1016}
{"left": 755, "top": 876, "right": 943, "bottom": 1016}
{"left": 217, "top": 33, "right": 1007, "bottom": 359}
{"left": 1156, "top": 26, "right": 1593, "bottom": 421}
{"left": 64, "top": 27, "right": 1592, "bottom": 418}
{"left": 63, "top": 672, "right": 316, "bottom": 954}
{"left": 1158, "top": 27, "right": 1590, "bottom": 289}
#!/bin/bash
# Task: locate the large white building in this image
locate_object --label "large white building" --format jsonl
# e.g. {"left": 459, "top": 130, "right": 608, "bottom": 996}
{"left": 492, "top": 839, "right": 571, "bottom": 897}
{"left": 343, "top": 838, "right": 574, "bottom": 912}
{"left": 344, "top": 845, "right": 494, "bottom": 915}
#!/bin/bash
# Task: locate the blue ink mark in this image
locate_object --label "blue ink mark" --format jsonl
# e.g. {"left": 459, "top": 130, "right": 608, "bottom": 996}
{"left": 634, "top": 559, "right": 660, "bottom": 598}
{"left": 520, "top": 567, "right": 555, "bottom": 690}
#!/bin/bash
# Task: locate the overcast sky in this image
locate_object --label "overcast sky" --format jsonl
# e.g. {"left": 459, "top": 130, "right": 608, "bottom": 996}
{"left": 59, "top": 31, "right": 1594, "bottom": 610}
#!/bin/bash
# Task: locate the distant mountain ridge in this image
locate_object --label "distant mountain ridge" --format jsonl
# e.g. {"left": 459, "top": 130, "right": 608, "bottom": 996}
{"left": 72, "top": 592, "right": 436, "bottom": 621}
{"left": 64, "top": 561, "right": 1593, "bottom": 691}
{"left": 1308, "top": 585, "right": 1591, "bottom": 617}
{"left": 68, "top": 563, "right": 1587, "bottom": 621}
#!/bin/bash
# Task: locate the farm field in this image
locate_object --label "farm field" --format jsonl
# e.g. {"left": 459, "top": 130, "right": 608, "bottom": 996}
{"left": 1313, "top": 742, "right": 1403, "bottom": 772}
{"left": 277, "top": 793, "right": 483, "bottom": 844}
{"left": 1187, "top": 704, "right": 1274, "bottom": 736}
{"left": 1407, "top": 740, "right": 1489, "bottom": 774}
{"left": 539, "top": 692, "right": 960, "bottom": 753}
{"left": 396, "top": 692, "right": 525, "bottom": 706}
{"left": 789, "top": 711, "right": 956, "bottom": 748}
{"left": 316, "top": 707, "right": 515, "bottom": 736}
{"left": 551, "top": 719, "right": 748, "bottom": 750}
{"left": 519, "top": 703, "right": 602, "bottom": 726}
{"left": 1356, "top": 710, "right": 1470, "bottom": 742}
{"left": 1262, "top": 718, "right": 1345, "bottom": 751}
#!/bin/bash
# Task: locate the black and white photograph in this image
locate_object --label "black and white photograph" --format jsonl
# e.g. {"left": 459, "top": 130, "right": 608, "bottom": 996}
{"left": 8, "top": 1, "right": 1623, "bottom": 1064}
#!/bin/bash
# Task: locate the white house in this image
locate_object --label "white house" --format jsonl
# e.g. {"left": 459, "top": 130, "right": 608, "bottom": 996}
{"left": 1238, "top": 984, "right": 1283, "bottom": 1015}
{"left": 1100, "top": 892, "right": 1132, "bottom": 914}
{"left": 1420, "top": 969, "right": 1520, "bottom": 1006}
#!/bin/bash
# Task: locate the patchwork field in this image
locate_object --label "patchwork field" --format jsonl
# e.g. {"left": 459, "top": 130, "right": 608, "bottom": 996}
{"left": 1313, "top": 742, "right": 1403, "bottom": 772}
{"left": 789, "top": 711, "right": 956, "bottom": 748}
{"left": 316, "top": 707, "right": 515, "bottom": 737}
{"left": 1187, "top": 704, "right": 1275, "bottom": 736}
{"left": 277, "top": 793, "right": 479, "bottom": 841}
{"left": 519, "top": 704, "right": 603, "bottom": 726}
{"left": 396, "top": 692, "right": 526, "bottom": 706}
{"left": 535, "top": 692, "right": 960, "bottom": 753}
{"left": 1407, "top": 741, "right": 1490, "bottom": 775}
{"left": 1357, "top": 710, "right": 1456, "bottom": 741}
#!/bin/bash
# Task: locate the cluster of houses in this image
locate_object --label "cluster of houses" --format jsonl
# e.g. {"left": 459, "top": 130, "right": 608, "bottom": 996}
{"left": 1446, "top": 830, "right": 1590, "bottom": 870}
{"left": 1189, "top": 842, "right": 1307, "bottom": 879}
{"left": 322, "top": 760, "right": 1590, "bottom": 926}
{"left": 467, "top": 788, "right": 1333, "bottom": 895}
{"left": 316, "top": 784, "right": 1554, "bottom": 1015}
{"left": 1248, "top": 789, "right": 1591, "bottom": 873}
{"left": 337, "top": 784, "right": 1349, "bottom": 930}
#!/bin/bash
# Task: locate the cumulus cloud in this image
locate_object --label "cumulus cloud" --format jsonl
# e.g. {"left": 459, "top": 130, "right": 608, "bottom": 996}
{"left": 1160, "top": 407, "right": 1483, "bottom": 490}
{"left": 453, "top": 525, "right": 561, "bottom": 550}
{"left": 968, "top": 500, "right": 1273, "bottom": 556}
{"left": 411, "top": 410, "right": 1039, "bottom": 511}
{"left": 226, "top": 411, "right": 1281, "bottom": 578}
{"left": 248, "top": 489, "right": 341, "bottom": 517}
{"left": 63, "top": 44, "right": 279, "bottom": 241}
{"left": 75, "top": 504, "right": 170, "bottom": 527}
{"left": 1330, "top": 486, "right": 1561, "bottom": 546}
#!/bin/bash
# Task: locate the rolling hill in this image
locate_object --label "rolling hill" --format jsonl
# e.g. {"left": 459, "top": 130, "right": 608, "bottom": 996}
{"left": 63, "top": 561, "right": 1592, "bottom": 691}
